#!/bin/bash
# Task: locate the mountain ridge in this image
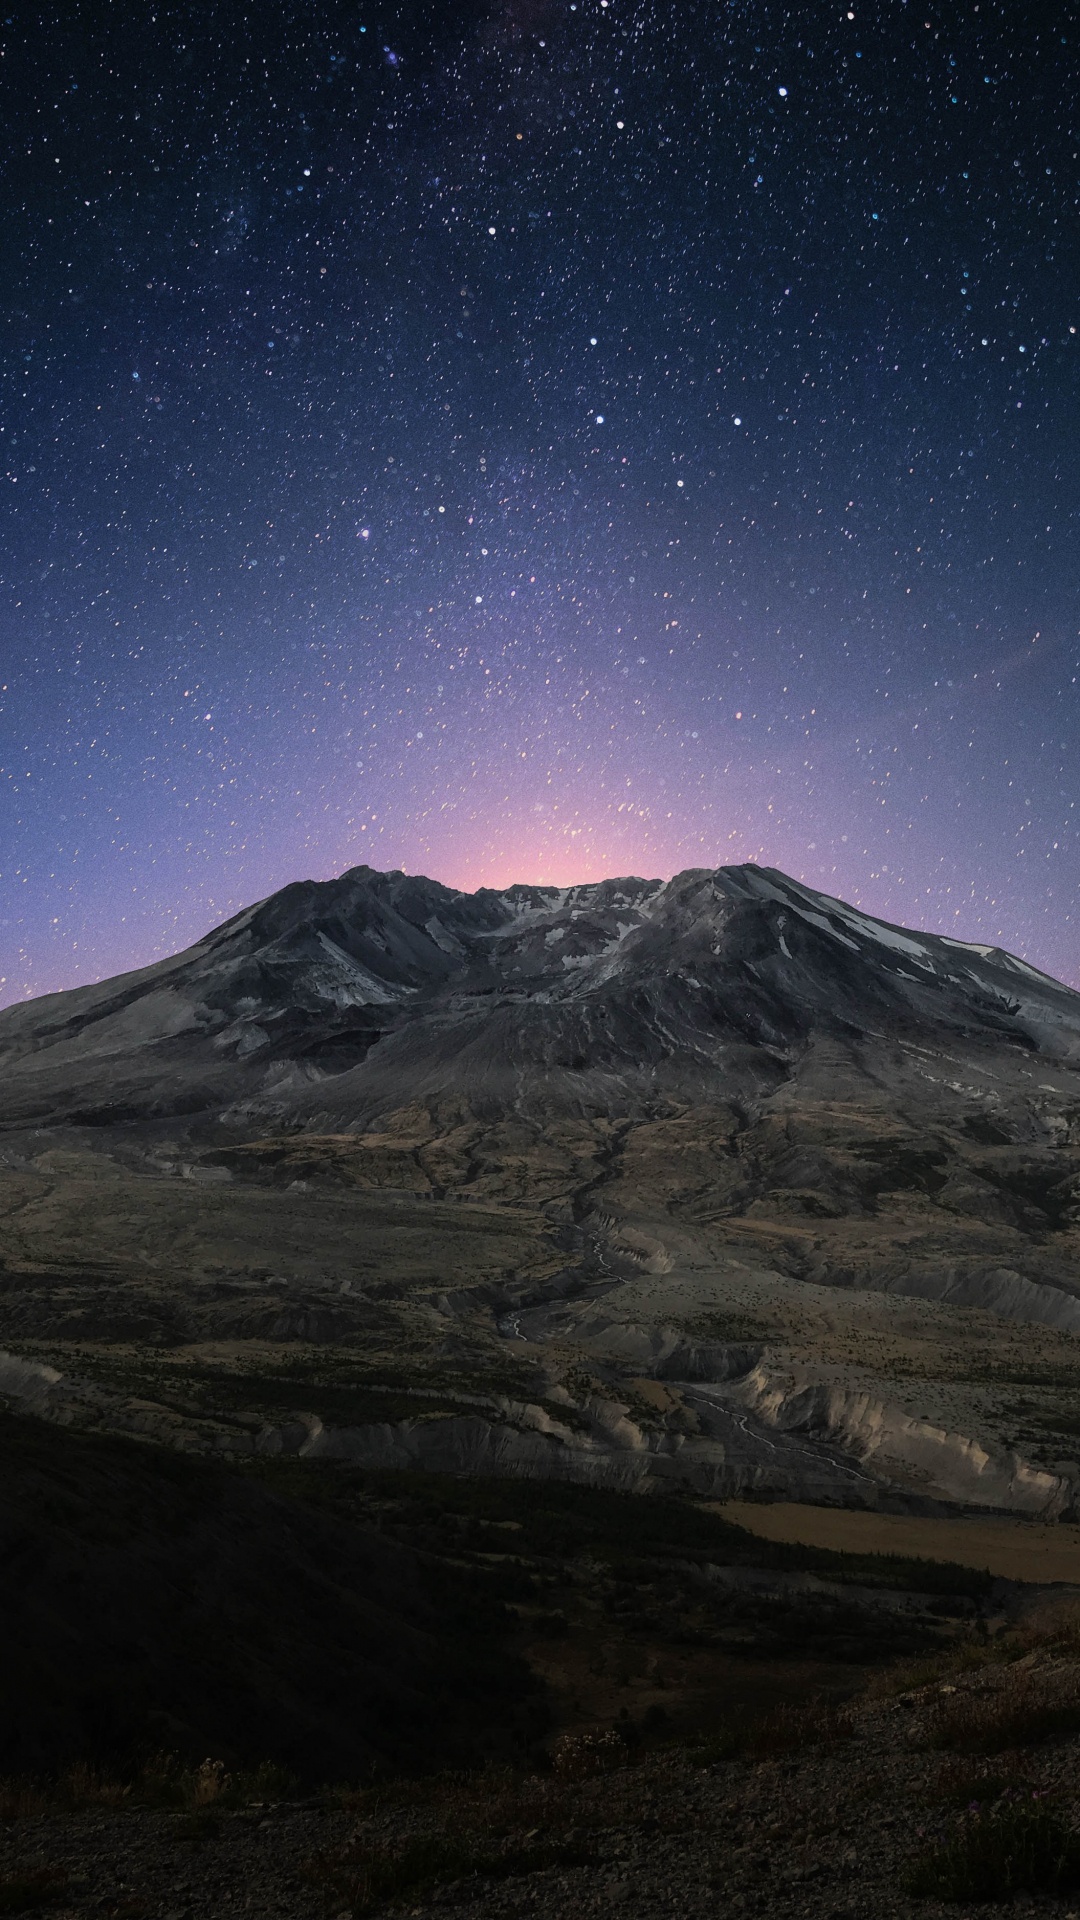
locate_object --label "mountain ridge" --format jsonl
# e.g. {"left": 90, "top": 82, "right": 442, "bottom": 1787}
{"left": 1, "top": 861, "right": 1077, "bottom": 1139}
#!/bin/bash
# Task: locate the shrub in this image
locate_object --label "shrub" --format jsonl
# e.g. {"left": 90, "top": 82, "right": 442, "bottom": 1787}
{"left": 551, "top": 1730, "right": 627, "bottom": 1780}
{"left": 929, "top": 1759, "right": 1034, "bottom": 1808}
{"left": 908, "top": 1792, "right": 1080, "bottom": 1901}
{"left": 0, "top": 1764, "right": 127, "bottom": 1819}
{"left": 0, "top": 1784, "right": 47, "bottom": 1823}
{"left": 688, "top": 1727, "right": 741, "bottom": 1767}
{"left": 0, "top": 1870, "right": 68, "bottom": 1915}
{"left": 743, "top": 1700, "right": 853, "bottom": 1759}
{"left": 876, "top": 1639, "right": 998, "bottom": 1698}
{"left": 123, "top": 1753, "right": 297, "bottom": 1810}
{"left": 0, "top": 1754, "right": 297, "bottom": 1821}
{"left": 927, "top": 1673, "right": 1080, "bottom": 1754}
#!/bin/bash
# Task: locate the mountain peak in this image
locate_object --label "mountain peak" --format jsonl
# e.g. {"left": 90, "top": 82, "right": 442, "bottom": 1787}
{"left": 0, "top": 860, "right": 1076, "bottom": 1138}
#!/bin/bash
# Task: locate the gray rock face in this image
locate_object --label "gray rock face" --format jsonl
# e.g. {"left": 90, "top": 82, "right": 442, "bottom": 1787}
{"left": 1, "top": 861, "right": 1077, "bottom": 1133}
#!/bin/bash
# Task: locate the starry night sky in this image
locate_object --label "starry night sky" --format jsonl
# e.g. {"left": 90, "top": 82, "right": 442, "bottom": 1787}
{"left": 2, "top": 0, "right": 1079, "bottom": 1005}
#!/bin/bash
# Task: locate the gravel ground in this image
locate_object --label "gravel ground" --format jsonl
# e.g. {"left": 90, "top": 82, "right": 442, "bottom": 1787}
{"left": 6, "top": 1662, "right": 1080, "bottom": 1920}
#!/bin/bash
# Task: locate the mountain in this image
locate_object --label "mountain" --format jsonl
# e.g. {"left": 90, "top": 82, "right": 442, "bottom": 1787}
{"left": 3, "top": 862, "right": 1080, "bottom": 1527}
{"left": 0, "top": 861, "right": 1076, "bottom": 1136}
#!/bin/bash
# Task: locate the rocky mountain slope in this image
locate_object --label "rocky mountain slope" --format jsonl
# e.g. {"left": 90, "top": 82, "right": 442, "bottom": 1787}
{"left": 1, "top": 861, "right": 1077, "bottom": 1134}
{"left": 3, "top": 862, "right": 1080, "bottom": 1522}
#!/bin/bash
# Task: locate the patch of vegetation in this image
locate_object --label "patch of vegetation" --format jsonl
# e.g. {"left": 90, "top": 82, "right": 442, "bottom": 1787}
{"left": 144, "top": 1755, "right": 298, "bottom": 1809}
{"left": 550, "top": 1729, "right": 629, "bottom": 1778}
{"left": 322, "top": 1738, "right": 702, "bottom": 1909}
{"left": 270, "top": 1352, "right": 533, "bottom": 1400}
{"left": 963, "top": 1360, "right": 1080, "bottom": 1390}
{"left": 18, "top": 1347, "right": 543, "bottom": 1432}
{"left": 701, "top": 1585, "right": 932, "bottom": 1665}
{"left": 928, "top": 1759, "right": 1035, "bottom": 1808}
{"left": 183, "top": 1370, "right": 472, "bottom": 1427}
{"left": 907, "top": 1792, "right": 1080, "bottom": 1901}
{"left": 1022, "top": 1409, "right": 1080, "bottom": 1438}
{"left": 878, "top": 1641, "right": 1001, "bottom": 1697}
{"left": 926, "top": 1673, "right": 1080, "bottom": 1754}
{"left": 677, "top": 1311, "right": 773, "bottom": 1343}
{"left": 688, "top": 1698, "right": 853, "bottom": 1765}
{"left": 0, "top": 1755, "right": 297, "bottom": 1822}
{"left": 0, "top": 1871, "right": 68, "bottom": 1915}
{"left": 883, "top": 1606, "right": 1080, "bottom": 1711}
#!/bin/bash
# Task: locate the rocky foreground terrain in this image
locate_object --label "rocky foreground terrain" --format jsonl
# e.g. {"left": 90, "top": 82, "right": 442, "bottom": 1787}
{"left": 8, "top": 1600, "right": 1080, "bottom": 1919}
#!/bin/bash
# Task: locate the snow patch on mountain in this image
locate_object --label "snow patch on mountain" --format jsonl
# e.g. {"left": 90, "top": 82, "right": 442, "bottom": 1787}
{"left": 307, "top": 933, "right": 404, "bottom": 1008}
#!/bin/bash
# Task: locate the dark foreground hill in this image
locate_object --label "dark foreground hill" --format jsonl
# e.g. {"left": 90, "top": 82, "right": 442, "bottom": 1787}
{"left": 0, "top": 1411, "right": 538, "bottom": 1780}
{"left": 5, "top": 1595, "right": 1080, "bottom": 1920}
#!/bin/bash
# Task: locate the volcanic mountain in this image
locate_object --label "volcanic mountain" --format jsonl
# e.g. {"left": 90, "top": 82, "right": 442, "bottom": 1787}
{"left": 0, "top": 861, "right": 1075, "bottom": 1135}
{"left": 3, "top": 862, "right": 1080, "bottom": 1526}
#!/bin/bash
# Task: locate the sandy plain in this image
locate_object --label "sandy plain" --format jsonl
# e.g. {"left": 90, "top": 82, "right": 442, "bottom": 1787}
{"left": 721, "top": 1498, "right": 1080, "bottom": 1583}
